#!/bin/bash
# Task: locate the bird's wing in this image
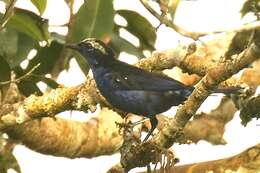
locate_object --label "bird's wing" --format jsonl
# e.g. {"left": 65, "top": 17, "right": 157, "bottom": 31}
{"left": 107, "top": 61, "right": 193, "bottom": 91}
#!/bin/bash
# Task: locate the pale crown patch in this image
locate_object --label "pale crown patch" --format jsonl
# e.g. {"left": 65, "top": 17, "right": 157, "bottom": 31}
{"left": 82, "top": 38, "right": 107, "bottom": 55}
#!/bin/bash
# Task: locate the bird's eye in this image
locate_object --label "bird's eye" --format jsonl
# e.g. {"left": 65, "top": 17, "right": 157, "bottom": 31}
{"left": 87, "top": 43, "right": 93, "bottom": 47}
{"left": 78, "top": 42, "right": 83, "bottom": 46}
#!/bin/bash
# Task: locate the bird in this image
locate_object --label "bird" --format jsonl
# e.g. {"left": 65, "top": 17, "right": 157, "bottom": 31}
{"left": 66, "top": 38, "right": 238, "bottom": 141}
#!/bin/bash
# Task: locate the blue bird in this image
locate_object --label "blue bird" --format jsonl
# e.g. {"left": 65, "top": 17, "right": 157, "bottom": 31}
{"left": 66, "top": 38, "right": 237, "bottom": 141}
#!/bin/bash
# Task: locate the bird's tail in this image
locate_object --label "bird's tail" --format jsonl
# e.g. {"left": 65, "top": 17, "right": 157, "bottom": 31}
{"left": 214, "top": 87, "right": 242, "bottom": 95}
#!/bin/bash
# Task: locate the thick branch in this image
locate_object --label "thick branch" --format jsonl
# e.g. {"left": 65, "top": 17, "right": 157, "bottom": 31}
{"left": 182, "top": 97, "right": 236, "bottom": 144}
{"left": 136, "top": 44, "right": 216, "bottom": 76}
{"left": 0, "top": 78, "right": 106, "bottom": 130}
{"left": 5, "top": 108, "right": 123, "bottom": 158}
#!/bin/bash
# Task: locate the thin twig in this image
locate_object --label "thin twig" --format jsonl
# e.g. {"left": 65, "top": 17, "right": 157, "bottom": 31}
{"left": 68, "top": 0, "right": 74, "bottom": 16}
{"left": 50, "top": 0, "right": 75, "bottom": 79}
{"left": 139, "top": 0, "right": 260, "bottom": 40}
{"left": 0, "top": 0, "right": 17, "bottom": 31}
{"left": 205, "top": 20, "right": 260, "bottom": 37}
{"left": 228, "top": 20, "right": 260, "bottom": 33}
{"left": 49, "top": 23, "right": 68, "bottom": 27}
{"left": 139, "top": 0, "right": 207, "bottom": 40}
{"left": 0, "top": 63, "right": 40, "bottom": 85}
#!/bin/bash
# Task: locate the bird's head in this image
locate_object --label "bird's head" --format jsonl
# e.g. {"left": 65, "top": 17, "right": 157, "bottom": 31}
{"left": 66, "top": 38, "right": 115, "bottom": 67}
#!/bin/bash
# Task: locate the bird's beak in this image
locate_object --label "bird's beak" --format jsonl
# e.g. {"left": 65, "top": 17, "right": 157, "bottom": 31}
{"left": 65, "top": 43, "right": 79, "bottom": 50}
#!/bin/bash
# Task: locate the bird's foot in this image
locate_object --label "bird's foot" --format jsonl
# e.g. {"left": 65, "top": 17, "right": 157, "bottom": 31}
{"left": 129, "top": 117, "right": 149, "bottom": 127}
{"left": 142, "top": 117, "right": 158, "bottom": 142}
{"left": 116, "top": 118, "right": 149, "bottom": 129}
{"left": 115, "top": 121, "right": 136, "bottom": 137}
{"left": 147, "top": 164, "right": 152, "bottom": 173}
{"left": 115, "top": 121, "right": 132, "bottom": 130}
{"left": 116, "top": 121, "right": 142, "bottom": 143}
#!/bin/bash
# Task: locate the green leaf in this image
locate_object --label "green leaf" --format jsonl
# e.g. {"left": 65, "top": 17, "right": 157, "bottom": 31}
{"left": 26, "top": 41, "right": 63, "bottom": 75}
{"left": 14, "top": 72, "right": 59, "bottom": 97}
{"left": 72, "top": 51, "right": 90, "bottom": 76}
{"left": 51, "top": 32, "right": 66, "bottom": 44}
{"left": 109, "top": 32, "right": 143, "bottom": 57}
{"left": 117, "top": 10, "right": 156, "bottom": 50}
{"left": 225, "top": 30, "right": 253, "bottom": 58}
{"left": 0, "top": 56, "right": 11, "bottom": 101}
{"left": 17, "top": 80, "right": 42, "bottom": 96}
{"left": 29, "top": 74, "right": 59, "bottom": 89}
{"left": 70, "top": 0, "right": 114, "bottom": 42}
{"left": 6, "top": 8, "right": 50, "bottom": 41}
{"left": 12, "top": 41, "right": 62, "bottom": 96}
{"left": 0, "top": 28, "right": 18, "bottom": 62}
{"left": 30, "top": 0, "right": 47, "bottom": 15}
{"left": 16, "top": 32, "right": 37, "bottom": 66}
{"left": 14, "top": 66, "right": 42, "bottom": 96}
{"left": 240, "top": 0, "right": 260, "bottom": 17}
{"left": 0, "top": 27, "right": 37, "bottom": 68}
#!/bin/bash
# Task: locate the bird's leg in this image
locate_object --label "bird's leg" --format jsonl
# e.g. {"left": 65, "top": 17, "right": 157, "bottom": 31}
{"left": 143, "top": 116, "right": 158, "bottom": 142}
{"left": 115, "top": 113, "right": 131, "bottom": 130}
{"left": 129, "top": 117, "right": 149, "bottom": 127}
{"left": 147, "top": 164, "right": 152, "bottom": 173}
{"left": 116, "top": 117, "right": 149, "bottom": 130}
{"left": 124, "top": 113, "right": 131, "bottom": 123}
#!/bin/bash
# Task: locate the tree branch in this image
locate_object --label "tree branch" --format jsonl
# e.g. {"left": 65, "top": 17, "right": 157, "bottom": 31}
{"left": 0, "top": 78, "right": 106, "bottom": 130}
{"left": 5, "top": 108, "right": 123, "bottom": 158}
{"left": 139, "top": 0, "right": 209, "bottom": 40}
{"left": 0, "top": 0, "right": 17, "bottom": 31}
{"left": 179, "top": 97, "right": 237, "bottom": 144}
{"left": 139, "top": 0, "right": 260, "bottom": 40}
